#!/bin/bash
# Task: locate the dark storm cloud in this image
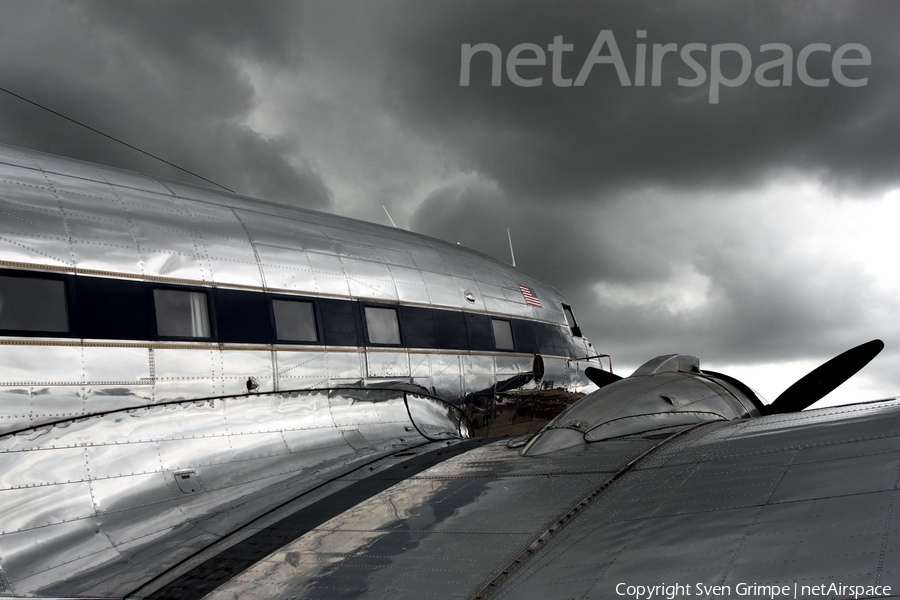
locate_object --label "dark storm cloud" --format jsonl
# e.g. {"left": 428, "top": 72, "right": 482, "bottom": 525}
{"left": 368, "top": 1, "right": 900, "bottom": 389}
{"left": 0, "top": 1, "right": 896, "bottom": 395}
{"left": 0, "top": 1, "right": 331, "bottom": 209}
{"left": 375, "top": 1, "right": 900, "bottom": 198}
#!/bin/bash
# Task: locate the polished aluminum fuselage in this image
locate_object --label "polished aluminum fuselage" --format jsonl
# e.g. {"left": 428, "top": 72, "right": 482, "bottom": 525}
{"left": 0, "top": 144, "right": 594, "bottom": 437}
{"left": 0, "top": 144, "right": 598, "bottom": 597}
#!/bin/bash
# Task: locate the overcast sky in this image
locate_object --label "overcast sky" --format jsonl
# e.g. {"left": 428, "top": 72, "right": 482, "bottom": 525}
{"left": 0, "top": 1, "right": 898, "bottom": 406}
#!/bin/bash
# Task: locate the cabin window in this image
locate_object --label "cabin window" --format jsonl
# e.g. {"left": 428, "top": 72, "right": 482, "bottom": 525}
{"left": 273, "top": 299, "right": 318, "bottom": 342}
{"left": 154, "top": 289, "right": 211, "bottom": 338}
{"left": 491, "top": 318, "right": 514, "bottom": 350}
{"left": 0, "top": 275, "right": 68, "bottom": 332}
{"left": 365, "top": 306, "right": 401, "bottom": 345}
{"left": 562, "top": 304, "right": 582, "bottom": 337}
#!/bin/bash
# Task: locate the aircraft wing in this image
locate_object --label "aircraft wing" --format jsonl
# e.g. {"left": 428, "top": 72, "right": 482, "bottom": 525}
{"left": 143, "top": 397, "right": 900, "bottom": 599}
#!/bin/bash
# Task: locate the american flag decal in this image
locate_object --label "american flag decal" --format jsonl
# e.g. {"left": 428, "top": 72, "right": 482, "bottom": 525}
{"left": 518, "top": 284, "right": 542, "bottom": 308}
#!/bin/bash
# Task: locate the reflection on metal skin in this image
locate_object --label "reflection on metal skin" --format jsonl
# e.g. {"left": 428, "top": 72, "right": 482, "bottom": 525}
{"left": 0, "top": 144, "right": 604, "bottom": 595}
{"left": 521, "top": 355, "right": 762, "bottom": 456}
{"left": 0, "top": 344, "right": 587, "bottom": 438}
{"left": 583, "top": 411, "right": 726, "bottom": 442}
{"left": 406, "top": 393, "right": 470, "bottom": 440}
{"left": 0, "top": 387, "right": 463, "bottom": 598}
{"left": 0, "top": 144, "right": 600, "bottom": 440}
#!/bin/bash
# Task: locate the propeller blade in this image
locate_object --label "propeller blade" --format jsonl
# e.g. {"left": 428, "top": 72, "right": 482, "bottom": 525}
{"left": 585, "top": 366, "right": 623, "bottom": 389}
{"left": 768, "top": 339, "right": 884, "bottom": 414}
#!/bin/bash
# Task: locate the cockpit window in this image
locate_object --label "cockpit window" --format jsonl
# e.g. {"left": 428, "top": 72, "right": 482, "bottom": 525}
{"left": 365, "top": 306, "right": 401, "bottom": 345}
{"left": 273, "top": 299, "right": 318, "bottom": 342}
{"left": 154, "top": 289, "right": 211, "bottom": 338}
{"left": 491, "top": 318, "right": 514, "bottom": 350}
{"left": 0, "top": 275, "right": 68, "bottom": 332}
{"left": 562, "top": 304, "right": 582, "bottom": 337}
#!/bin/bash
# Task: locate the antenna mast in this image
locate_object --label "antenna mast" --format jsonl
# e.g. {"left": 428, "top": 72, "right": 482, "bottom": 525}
{"left": 507, "top": 228, "right": 516, "bottom": 267}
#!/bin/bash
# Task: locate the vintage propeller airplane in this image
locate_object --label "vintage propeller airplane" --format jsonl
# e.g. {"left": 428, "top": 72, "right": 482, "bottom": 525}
{"left": 0, "top": 143, "right": 891, "bottom": 599}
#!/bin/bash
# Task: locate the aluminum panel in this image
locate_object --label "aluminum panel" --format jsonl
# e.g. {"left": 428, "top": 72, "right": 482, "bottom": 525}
{"left": 420, "top": 270, "right": 462, "bottom": 308}
{"left": 255, "top": 243, "right": 315, "bottom": 292}
{"left": 477, "top": 280, "right": 506, "bottom": 301}
{"left": 364, "top": 393, "right": 417, "bottom": 429}
{"left": 183, "top": 225, "right": 261, "bottom": 289}
{"left": 0, "top": 195, "right": 67, "bottom": 236}
{"left": 483, "top": 295, "right": 514, "bottom": 314}
{"left": 280, "top": 425, "right": 354, "bottom": 457}
{"left": 368, "top": 230, "right": 423, "bottom": 253}
{"left": 389, "top": 264, "right": 431, "bottom": 304}
{"left": 324, "top": 350, "right": 365, "bottom": 381}
{"left": 336, "top": 241, "right": 382, "bottom": 262}
{"left": 0, "top": 345, "right": 83, "bottom": 385}
{"left": 217, "top": 350, "right": 274, "bottom": 397}
{"left": 0, "top": 161, "right": 54, "bottom": 190}
{"left": 365, "top": 350, "right": 410, "bottom": 378}
{"left": 462, "top": 354, "right": 496, "bottom": 394}
{"left": 0, "top": 482, "right": 95, "bottom": 533}
{"left": 114, "top": 523, "right": 219, "bottom": 574}
{"left": 0, "top": 446, "right": 87, "bottom": 489}
{"left": 98, "top": 507, "right": 186, "bottom": 551}
{"left": 118, "top": 186, "right": 187, "bottom": 220}
{"left": 90, "top": 472, "right": 175, "bottom": 515}
{"left": 327, "top": 389, "right": 400, "bottom": 428}
{"left": 444, "top": 257, "right": 474, "bottom": 279}
{"left": 83, "top": 346, "right": 152, "bottom": 383}
{"left": 227, "top": 431, "right": 292, "bottom": 463}
{"left": 177, "top": 199, "right": 245, "bottom": 236}
{"left": 0, "top": 389, "right": 49, "bottom": 433}
{"left": 67, "top": 215, "right": 139, "bottom": 272}
{"left": 126, "top": 198, "right": 209, "bottom": 279}
{"left": 0, "top": 192, "right": 72, "bottom": 265}
{"left": 164, "top": 180, "right": 234, "bottom": 205}
{"left": 42, "top": 171, "right": 120, "bottom": 201}
{"left": 85, "top": 441, "right": 163, "bottom": 480}
{"left": 411, "top": 249, "right": 451, "bottom": 275}
{"left": 0, "top": 146, "right": 43, "bottom": 168}
{"left": 541, "top": 356, "right": 568, "bottom": 389}
{"left": 157, "top": 436, "right": 234, "bottom": 470}
{"left": 292, "top": 232, "right": 339, "bottom": 254}
{"left": 233, "top": 208, "right": 312, "bottom": 246}
{"left": 152, "top": 348, "right": 217, "bottom": 400}
{"left": 84, "top": 389, "right": 154, "bottom": 420}
{"left": 307, "top": 251, "right": 351, "bottom": 297}
{"left": 93, "top": 169, "right": 171, "bottom": 195}
{"left": 408, "top": 353, "right": 431, "bottom": 379}
{"left": 463, "top": 257, "right": 501, "bottom": 285}
{"left": 0, "top": 234, "right": 72, "bottom": 267}
{"left": 275, "top": 390, "right": 337, "bottom": 431}
{"left": 406, "top": 394, "right": 468, "bottom": 440}
{"left": 0, "top": 518, "right": 115, "bottom": 596}
{"left": 495, "top": 355, "right": 530, "bottom": 377}
{"left": 16, "top": 387, "right": 85, "bottom": 430}
{"left": 431, "top": 353, "right": 462, "bottom": 401}
{"left": 378, "top": 248, "right": 418, "bottom": 269}
{"left": 76, "top": 402, "right": 222, "bottom": 446}
{"left": 220, "top": 391, "right": 280, "bottom": 434}
{"left": 343, "top": 257, "right": 398, "bottom": 300}
{"left": 208, "top": 256, "right": 264, "bottom": 288}
{"left": 350, "top": 423, "right": 400, "bottom": 450}
{"left": 134, "top": 233, "right": 208, "bottom": 281}
{"left": 276, "top": 350, "right": 330, "bottom": 389}
{"left": 65, "top": 213, "right": 138, "bottom": 262}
